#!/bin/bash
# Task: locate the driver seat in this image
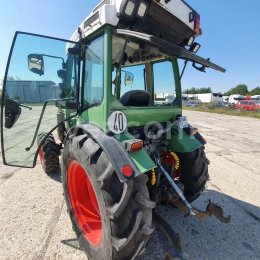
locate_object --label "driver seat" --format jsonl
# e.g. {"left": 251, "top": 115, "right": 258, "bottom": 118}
{"left": 119, "top": 90, "right": 151, "bottom": 106}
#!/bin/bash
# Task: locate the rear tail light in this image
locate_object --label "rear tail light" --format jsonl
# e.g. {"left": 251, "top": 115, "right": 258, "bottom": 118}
{"left": 122, "top": 139, "right": 144, "bottom": 153}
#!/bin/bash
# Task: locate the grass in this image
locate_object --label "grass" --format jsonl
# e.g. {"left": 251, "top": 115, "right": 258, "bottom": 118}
{"left": 184, "top": 105, "right": 260, "bottom": 119}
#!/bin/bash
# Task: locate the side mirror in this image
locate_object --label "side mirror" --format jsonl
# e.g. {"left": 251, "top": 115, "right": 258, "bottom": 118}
{"left": 28, "top": 54, "right": 44, "bottom": 76}
{"left": 124, "top": 71, "right": 134, "bottom": 86}
{"left": 4, "top": 98, "right": 21, "bottom": 129}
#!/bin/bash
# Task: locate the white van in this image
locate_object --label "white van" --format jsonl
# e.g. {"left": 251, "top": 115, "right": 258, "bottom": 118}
{"left": 251, "top": 95, "right": 260, "bottom": 102}
{"left": 228, "top": 94, "right": 245, "bottom": 104}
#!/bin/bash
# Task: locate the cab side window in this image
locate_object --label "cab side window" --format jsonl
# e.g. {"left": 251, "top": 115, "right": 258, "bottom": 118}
{"left": 153, "top": 61, "right": 177, "bottom": 105}
{"left": 84, "top": 35, "right": 104, "bottom": 107}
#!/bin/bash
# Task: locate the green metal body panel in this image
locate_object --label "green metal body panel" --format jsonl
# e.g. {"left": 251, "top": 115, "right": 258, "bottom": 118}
{"left": 78, "top": 105, "right": 106, "bottom": 129}
{"left": 110, "top": 106, "right": 182, "bottom": 127}
{"left": 168, "top": 126, "right": 202, "bottom": 153}
{"left": 130, "top": 149, "right": 156, "bottom": 173}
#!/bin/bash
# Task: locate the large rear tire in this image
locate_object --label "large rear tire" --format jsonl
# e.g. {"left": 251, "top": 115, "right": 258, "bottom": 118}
{"left": 62, "top": 134, "right": 154, "bottom": 260}
{"left": 37, "top": 133, "right": 60, "bottom": 175}
{"left": 177, "top": 147, "right": 209, "bottom": 202}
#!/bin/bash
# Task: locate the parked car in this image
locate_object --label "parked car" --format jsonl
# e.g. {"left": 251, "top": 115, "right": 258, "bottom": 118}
{"left": 183, "top": 100, "right": 199, "bottom": 107}
{"left": 214, "top": 101, "right": 230, "bottom": 108}
{"left": 234, "top": 100, "right": 260, "bottom": 111}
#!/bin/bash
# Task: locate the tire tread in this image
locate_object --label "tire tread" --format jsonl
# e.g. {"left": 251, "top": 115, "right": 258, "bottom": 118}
{"left": 62, "top": 134, "right": 153, "bottom": 260}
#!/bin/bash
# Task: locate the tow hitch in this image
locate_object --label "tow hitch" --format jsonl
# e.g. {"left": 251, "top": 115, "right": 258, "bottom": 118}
{"left": 169, "top": 199, "right": 231, "bottom": 223}
{"left": 157, "top": 158, "right": 231, "bottom": 223}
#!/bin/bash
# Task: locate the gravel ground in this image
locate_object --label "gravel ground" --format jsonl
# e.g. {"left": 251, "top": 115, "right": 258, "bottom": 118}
{"left": 0, "top": 110, "right": 260, "bottom": 260}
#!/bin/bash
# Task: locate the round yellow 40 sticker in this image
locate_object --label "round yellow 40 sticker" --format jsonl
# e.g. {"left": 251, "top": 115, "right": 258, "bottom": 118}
{"left": 107, "top": 111, "right": 127, "bottom": 134}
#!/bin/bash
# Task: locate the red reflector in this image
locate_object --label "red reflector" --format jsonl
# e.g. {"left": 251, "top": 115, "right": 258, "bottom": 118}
{"left": 194, "top": 13, "right": 200, "bottom": 35}
{"left": 121, "top": 165, "right": 134, "bottom": 177}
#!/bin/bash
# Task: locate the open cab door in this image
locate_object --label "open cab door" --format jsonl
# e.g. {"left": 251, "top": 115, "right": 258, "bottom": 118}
{"left": 1, "top": 32, "right": 80, "bottom": 168}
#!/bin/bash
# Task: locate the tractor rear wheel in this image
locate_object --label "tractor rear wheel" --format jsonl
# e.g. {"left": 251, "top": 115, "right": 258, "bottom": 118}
{"left": 178, "top": 147, "right": 209, "bottom": 202}
{"left": 37, "top": 133, "right": 60, "bottom": 175}
{"left": 62, "top": 134, "right": 154, "bottom": 260}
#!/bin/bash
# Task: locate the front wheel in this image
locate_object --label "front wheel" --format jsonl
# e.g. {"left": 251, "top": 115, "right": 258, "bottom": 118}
{"left": 37, "top": 133, "right": 60, "bottom": 175}
{"left": 62, "top": 134, "right": 154, "bottom": 260}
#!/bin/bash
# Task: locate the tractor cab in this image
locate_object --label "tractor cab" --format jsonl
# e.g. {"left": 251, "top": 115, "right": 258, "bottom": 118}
{"left": 1, "top": 0, "right": 224, "bottom": 168}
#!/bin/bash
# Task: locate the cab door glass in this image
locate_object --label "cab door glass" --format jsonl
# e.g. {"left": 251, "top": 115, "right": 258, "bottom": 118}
{"left": 1, "top": 32, "right": 79, "bottom": 167}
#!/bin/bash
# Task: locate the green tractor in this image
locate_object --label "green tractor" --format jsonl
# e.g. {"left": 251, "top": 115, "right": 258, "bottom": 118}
{"left": 1, "top": 0, "right": 230, "bottom": 259}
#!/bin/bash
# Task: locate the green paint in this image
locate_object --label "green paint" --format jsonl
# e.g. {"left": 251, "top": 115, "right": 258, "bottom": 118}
{"left": 110, "top": 106, "right": 182, "bottom": 127}
{"left": 104, "top": 28, "right": 112, "bottom": 125}
{"left": 78, "top": 105, "right": 106, "bottom": 129}
{"left": 168, "top": 126, "right": 202, "bottom": 153}
{"left": 130, "top": 149, "right": 156, "bottom": 173}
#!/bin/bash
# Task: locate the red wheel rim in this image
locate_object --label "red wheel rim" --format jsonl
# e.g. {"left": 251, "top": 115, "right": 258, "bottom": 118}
{"left": 68, "top": 161, "right": 102, "bottom": 246}
{"left": 39, "top": 147, "right": 45, "bottom": 167}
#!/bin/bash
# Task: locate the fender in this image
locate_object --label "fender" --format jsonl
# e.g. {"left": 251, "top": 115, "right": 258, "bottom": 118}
{"left": 67, "top": 123, "right": 142, "bottom": 183}
{"left": 168, "top": 124, "right": 205, "bottom": 153}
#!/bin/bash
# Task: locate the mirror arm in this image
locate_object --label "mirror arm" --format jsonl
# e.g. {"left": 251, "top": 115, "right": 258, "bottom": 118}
{"left": 41, "top": 54, "right": 65, "bottom": 67}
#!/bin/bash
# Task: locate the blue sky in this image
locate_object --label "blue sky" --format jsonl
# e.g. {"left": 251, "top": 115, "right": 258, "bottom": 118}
{"left": 0, "top": 0, "right": 259, "bottom": 93}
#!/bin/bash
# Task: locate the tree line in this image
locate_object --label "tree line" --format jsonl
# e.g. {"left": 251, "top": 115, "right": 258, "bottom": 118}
{"left": 223, "top": 84, "right": 260, "bottom": 96}
{"left": 183, "top": 84, "right": 260, "bottom": 96}
{"left": 183, "top": 87, "right": 212, "bottom": 94}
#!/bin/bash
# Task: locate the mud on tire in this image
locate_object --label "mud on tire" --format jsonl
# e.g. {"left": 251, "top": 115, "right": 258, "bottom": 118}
{"left": 62, "top": 134, "right": 154, "bottom": 260}
{"left": 177, "top": 147, "right": 210, "bottom": 202}
{"left": 37, "top": 133, "right": 60, "bottom": 175}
